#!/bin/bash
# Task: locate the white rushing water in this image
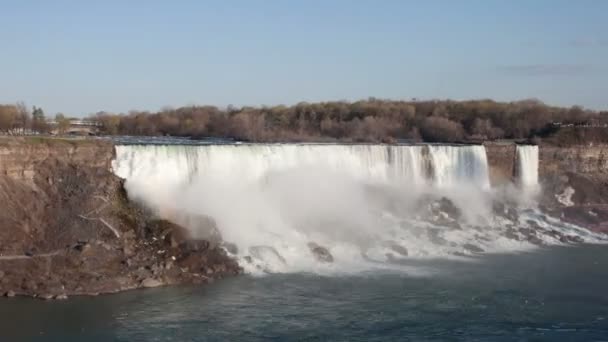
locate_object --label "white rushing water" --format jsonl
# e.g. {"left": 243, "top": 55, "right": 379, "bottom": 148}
{"left": 113, "top": 143, "right": 604, "bottom": 275}
{"left": 516, "top": 145, "right": 539, "bottom": 187}
{"left": 516, "top": 145, "right": 540, "bottom": 202}
{"left": 428, "top": 145, "right": 490, "bottom": 189}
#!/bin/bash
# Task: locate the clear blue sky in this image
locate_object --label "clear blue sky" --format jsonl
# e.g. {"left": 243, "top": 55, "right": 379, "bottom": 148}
{"left": 1, "top": 0, "right": 607, "bottom": 116}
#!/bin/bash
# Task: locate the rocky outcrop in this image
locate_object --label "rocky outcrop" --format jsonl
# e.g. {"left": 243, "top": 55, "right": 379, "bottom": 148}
{"left": 0, "top": 137, "right": 240, "bottom": 299}
{"left": 484, "top": 141, "right": 608, "bottom": 232}
{"left": 539, "top": 145, "right": 608, "bottom": 176}
{"left": 484, "top": 142, "right": 516, "bottom": 186}
{"left": 536, "top": 144, "right": 608, "bottom": 233}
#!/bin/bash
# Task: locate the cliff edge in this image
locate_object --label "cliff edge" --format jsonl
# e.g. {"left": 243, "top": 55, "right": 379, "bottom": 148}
{"left": 0, "top": 137, "right": 240, "bottom": 299}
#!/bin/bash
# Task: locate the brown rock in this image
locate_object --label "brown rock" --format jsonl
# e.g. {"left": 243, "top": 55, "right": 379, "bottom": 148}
{"left": 141, "top": 278, "right": 163, "bottom": 288}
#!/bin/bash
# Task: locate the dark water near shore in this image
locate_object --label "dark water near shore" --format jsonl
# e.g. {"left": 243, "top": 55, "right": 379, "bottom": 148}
{"left": 1, "top": 246, "right": 608, "bottom": 341}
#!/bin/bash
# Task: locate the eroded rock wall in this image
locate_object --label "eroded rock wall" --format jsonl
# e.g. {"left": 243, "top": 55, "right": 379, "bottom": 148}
{"left": 0, "top": 137, "right": 240, "bottom": 299}
{"left": 484, "top": 142, "right": 516, "bottom": 186}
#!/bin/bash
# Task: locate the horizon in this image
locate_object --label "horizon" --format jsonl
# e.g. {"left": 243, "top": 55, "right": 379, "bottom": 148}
{"left": 1, "top": 1, "right": 607, "bottom": 116}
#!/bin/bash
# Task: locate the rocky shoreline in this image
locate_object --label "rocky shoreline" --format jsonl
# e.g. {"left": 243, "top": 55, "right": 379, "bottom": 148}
{"left": 0, "top": 137, "right": 241, "bottom": 300}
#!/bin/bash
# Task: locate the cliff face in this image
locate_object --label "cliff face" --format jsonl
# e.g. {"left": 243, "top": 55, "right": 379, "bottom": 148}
{"left": 538, "top": 144, "right": 608, "bottom": 232}
{"left": 0, "top": 137, "right": 240, "bottom": 299}
{"left": 484, "top": 143, "right": 516, "bottom": 186}
{"left": 485, "top": 141, "right": 608, "bottom": 232}
{"left": 539, "top": 145, "right": 608, "bottom": 176}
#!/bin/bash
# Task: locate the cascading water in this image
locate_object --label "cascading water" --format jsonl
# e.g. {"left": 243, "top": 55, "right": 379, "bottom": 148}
{"left": 516, "top": 145, "right": 539, "bottom": 188}
{"left": 516, "top": 145, "right": 541, "bottom": 204}
{"left": 113, "top": 143, "right": 605, "bottom": 274}
{"left": 428, "top": 145, "right": 490, "bottom": 189}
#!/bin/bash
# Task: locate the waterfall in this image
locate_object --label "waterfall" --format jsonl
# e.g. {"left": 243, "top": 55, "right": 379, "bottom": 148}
{"left": 516, "top": 145, "right": 539, "bottom": 188}
{"left": 113, "top": 144, "right": 491, "bottom": 191}
{"left": 427, "top": 145, "right": 490, "bottom": 189}
{"left": 112, "top": 142, "right": 601, "bottom": 274}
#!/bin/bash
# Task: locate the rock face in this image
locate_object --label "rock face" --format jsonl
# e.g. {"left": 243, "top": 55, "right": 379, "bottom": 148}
{"left": 0, "top": 137, "right": 241, "bottom": 299}
{"left": 486, "top": 140, "right": 608, "bottom": 232}
{"left": 539, "top": 145, "right": 608, "bottom": 176}
{"left": 538, "top": 146, "right": 608, "bottom": 233}
{"left": 484, "top": 142, "right": 516, "bottom": 186}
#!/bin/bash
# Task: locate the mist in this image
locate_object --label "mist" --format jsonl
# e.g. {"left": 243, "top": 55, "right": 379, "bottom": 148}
{"left": 113, "top": 143, "right": 602, "bottom": 274}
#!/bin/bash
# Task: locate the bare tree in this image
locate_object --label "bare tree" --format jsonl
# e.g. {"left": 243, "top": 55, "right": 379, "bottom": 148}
{"left": 55, "top": 113, "right": 71, "bottom": 135}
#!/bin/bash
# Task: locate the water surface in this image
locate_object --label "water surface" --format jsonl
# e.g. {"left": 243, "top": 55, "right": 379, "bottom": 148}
{"left": 1, "top": 246, "right": 607, "bottom": 341}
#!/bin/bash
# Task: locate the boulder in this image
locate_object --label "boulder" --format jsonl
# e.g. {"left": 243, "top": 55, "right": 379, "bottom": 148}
{"left": 463, "top": 243, "right": 484, "bottom": 253}
{"left": 383, "top": 241, "right": 409, "bottom": 256}
{"left": 427, "top": 229, "right": 448, "bottom": 246}
{"left": 307, "top": 242, "right": 334, "bottom": 263}
{"left": 141, "top": 278, "right": 163, "bottom": 288}
{"left": 435, "top": 197, "right": 462, "bottom": 220}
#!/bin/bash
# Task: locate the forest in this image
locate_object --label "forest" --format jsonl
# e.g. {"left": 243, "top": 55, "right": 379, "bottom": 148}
{"left": 1, "top": 98, "right": 607, "bottom": 144}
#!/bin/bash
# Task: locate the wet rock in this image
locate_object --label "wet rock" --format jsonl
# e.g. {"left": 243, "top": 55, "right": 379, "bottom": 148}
{"left": 531, "top": 237, "right": 544, "bottom": 245}
{"left": 526, "top": 220, "right": 541, "bottom": 229}
{"left": 493, "top": 202, "right": 519, "bottom": 222}
{"left": 543, "top": 230, "right": 566, "bottom": 242}
{"left": 55, "top": 294, "right": 68, "bottom": 300}
{"left": 40, "top": 294, "right": 54, "bottom": 300}
{"left": 518, "top": 227, "right": 544, "bottom": 245}
{"left": 463, "top": 243, "right": 484, "bottom": 253}
{"left": 427, "top": 229, "right": 448, "bottom": 246}
{"left": 249, "top": 246, "right": 286, "bottom": 265}
{"left": 505, "top": 228, "right": 520, "bottom": 241}
{"left": 5, "top": 291, "right": 15, "bottom": 298}
{"left": 528, "top": 235, "right": 544, "bottom": 245}
{"left": 567, "top": 235, "right": 584, "bottom": 243}
{"left": 307, "top": 242, "right": 334, "bottom": 263}
{"left": 222, "top": 242, "right": 238, "bottom": 255}
{"left": 141, "top": 278, "right": 163, "bottom": 288}
{"left": 383, "top": 241, "right": 409, "bottom": 256}
{"left": 435, "top": 197, "right": 462, "bottom": 220}
{"left": 169, "top": 214, "right": 223, "bottom": 246}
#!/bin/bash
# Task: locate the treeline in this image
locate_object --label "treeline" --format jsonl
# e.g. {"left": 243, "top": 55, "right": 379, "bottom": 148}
{"left": 91, "top": 98, "right": 608, "bottom": 143}
{"left": 3, "top": 98, "right": 607, "bottom": 143}
{"left": 0, "top": 103, "right": 73, "bottom": 135}
{"left": 0, "top": 103, "right": 49, "bottom": 134}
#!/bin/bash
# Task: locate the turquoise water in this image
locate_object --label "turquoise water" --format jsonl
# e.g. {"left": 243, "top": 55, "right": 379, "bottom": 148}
{"left": 1, "top": 246, "right": 608, "bottom": 341}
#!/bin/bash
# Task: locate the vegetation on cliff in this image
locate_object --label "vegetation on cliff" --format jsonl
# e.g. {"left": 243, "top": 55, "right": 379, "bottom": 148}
{"left": 2, "top": 99, "right": 607, "bottom": 144}
{"left": 88, "top": 98, "right": 607, "bottom": 143}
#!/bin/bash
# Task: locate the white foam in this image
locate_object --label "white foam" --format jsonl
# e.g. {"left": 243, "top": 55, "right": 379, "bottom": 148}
{"left": 112, "top": 143, "right": 604, "bottom": 275}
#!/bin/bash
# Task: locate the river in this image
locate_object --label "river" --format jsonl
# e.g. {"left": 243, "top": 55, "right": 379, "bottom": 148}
{"left": 2, "top": 245, "right": 607, "bottom": 341}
